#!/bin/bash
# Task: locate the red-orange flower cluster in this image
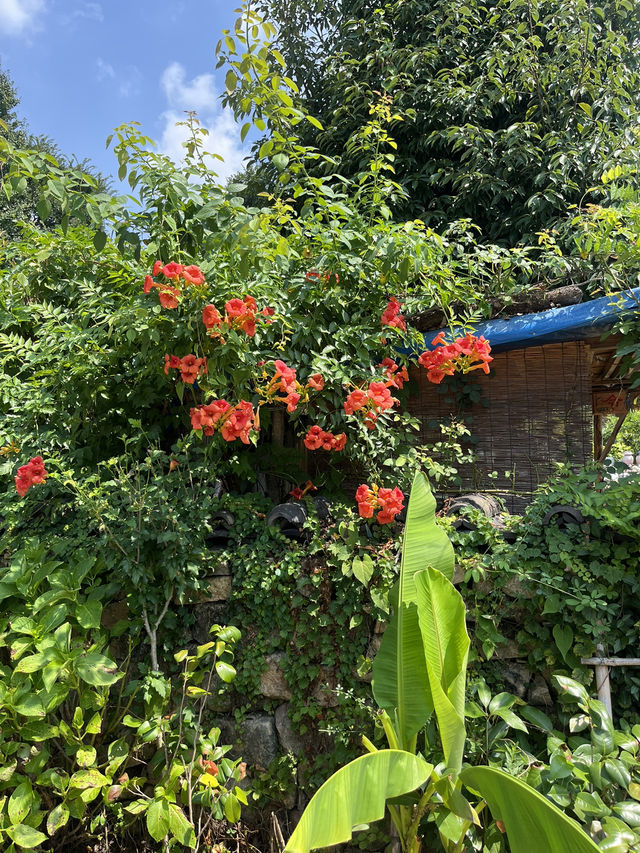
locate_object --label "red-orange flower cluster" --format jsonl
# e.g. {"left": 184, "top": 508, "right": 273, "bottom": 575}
{"left": 305, "top": 270, "right": 340, "bottom": 285}
{"left": 381, "top": 298, "right": 406, "bottom": 331}
{"left": 144, "top": 261, "right": 206, "bottom": 309}
{"left": 355, "top": 484, "right": 404, "bottom": 524}
{"left": 303, "top": 426, "right": 347, "bottom": 452}
{"left": 259, "top": 361, "right": 325, "bottom": 414}
{"left": 190, "top": 400, "right": 256, "bottom": 444}
{"left": 379, "top": 358, "right": 409, "bottom": 389}
{"left": 164, "top": 354, "right": 208, "bottom": 384}
{"left": 289, "top": 480, "right": 317, "bottom": 500}
{"left": 344, "top": 381, "right": 399, "bottom": 430}
{"left": 202, "top": 296, "right": 273, "bottom": 340}
{"left": 417, "top": 332, "right": 493, "bottom": 384}
{"left": 15, "top": 456, "right": 48, "bottom": 497}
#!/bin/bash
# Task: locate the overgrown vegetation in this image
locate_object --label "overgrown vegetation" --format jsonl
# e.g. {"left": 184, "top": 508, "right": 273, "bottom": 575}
{"left": 1, "top": 0, "right": 640, "bottom": 850}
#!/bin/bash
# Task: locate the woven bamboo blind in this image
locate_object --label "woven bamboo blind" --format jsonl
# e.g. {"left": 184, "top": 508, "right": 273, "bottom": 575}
{"left": 407, "top": 341, "right": 593, "bottom": 512}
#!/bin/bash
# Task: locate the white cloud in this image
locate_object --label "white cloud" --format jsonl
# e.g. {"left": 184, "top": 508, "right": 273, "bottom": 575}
{"left": 158, "top": 62, "right": 249, "bottom": 183}
{"left": 95, "top": 59, "right": 141, "bottom": 99}
{"left": 67, "top": 2, "right": 103, "bottom": 23}
{"left": 0, "top": 0, "right": 46, "bottom": 35}
{"left": 96, "top": 58, "right": 115, "bottom": 81}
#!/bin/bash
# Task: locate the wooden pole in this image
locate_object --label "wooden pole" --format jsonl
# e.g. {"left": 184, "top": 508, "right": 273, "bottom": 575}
{"left": 593, "top": 643, "right": 613, "bottom": 721}
{"left": 593, "top": 414, "right": 603, "bottom": 460}
{"left": 598, "top": 412, "right": 628, "bottom": 463}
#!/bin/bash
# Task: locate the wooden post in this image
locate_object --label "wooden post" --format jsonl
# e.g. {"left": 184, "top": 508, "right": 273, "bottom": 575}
{"left": 580, "top": 648, "right": 640, "bottom": 723}
{"left": 593, "top": 414, "right": 603, "bottom": 460}
{"left": 594, "top": 643, "right": 612, "bottom": 720}
{"left": 598, "top": 411, "right": 628, "bottom": 463}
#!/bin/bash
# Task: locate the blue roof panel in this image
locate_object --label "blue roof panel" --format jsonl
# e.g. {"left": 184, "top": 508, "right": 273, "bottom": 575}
{"left": 424, "top": 287, "right": 640, "bottom": 353}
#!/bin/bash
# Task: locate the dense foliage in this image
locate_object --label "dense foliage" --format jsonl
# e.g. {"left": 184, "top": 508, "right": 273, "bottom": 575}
{"left": 250, "top": 0, "right": 640, "bottom": 244}
{"left": 1, "top": 2, "right": 640, "bottom": 850}
{"left": 451, "top": 467, "right": 640, "bottom": 712}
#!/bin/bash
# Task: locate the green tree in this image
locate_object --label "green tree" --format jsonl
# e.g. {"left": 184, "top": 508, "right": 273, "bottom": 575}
{"left": 0, "top": 67, "right": 108, "bottom": 237}
{"left": 251, "top": 0, "right": 640, "bottom": 244}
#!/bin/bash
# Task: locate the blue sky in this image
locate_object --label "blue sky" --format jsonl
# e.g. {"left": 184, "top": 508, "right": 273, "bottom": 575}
{"left": 0, "top": 0, "right": 251, "bottom": 183}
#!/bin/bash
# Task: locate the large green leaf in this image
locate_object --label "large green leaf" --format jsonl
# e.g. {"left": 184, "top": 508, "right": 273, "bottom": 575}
{"left": 372, "top": 471, "right": 454, "bottom": 748}
{"left": 461, "top": 766, "right": 601, "bottom": 852}
{"left": 415, "top": 568, "right": 469, "bottom": 773}
{"left": 284, "top": 750, "right": 433, "bottom": 853}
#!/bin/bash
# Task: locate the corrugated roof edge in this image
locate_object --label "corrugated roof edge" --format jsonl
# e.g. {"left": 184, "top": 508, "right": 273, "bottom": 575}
{"left": 421, "top": 287, "right": 640, "bottom": 354}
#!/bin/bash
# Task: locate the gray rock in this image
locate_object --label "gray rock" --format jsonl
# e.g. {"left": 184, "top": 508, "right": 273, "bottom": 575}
{"left": 500, "top": 663, "right": 531, "bottom": 699}
{"left": 192, "top": 602, "right": 228, "bottom": 645}
{"left": 528, "top": 675, "right": 553, "bottom": 707}
{"left": 275, "top": 703, "right": 304, "bottom": 755}
{"left": 211, "top": 717, "right": 237, "bottom": 751}
{"left": 259, "top": 653, "right": 292, "bottom": 701}
{"left": 494, "top": 639, "right": 520, "bottom": 660}
{"left": 201, "top": 575, "right": 233, "bottom": 602}
{"left": 452, "top": 564, "right": 465, "bottom": 585}
{"left": 240, "top": 715, "right": 279, "bottom": 770}
{"left": 503, "top": 575, "right": 535, "bottom": 599}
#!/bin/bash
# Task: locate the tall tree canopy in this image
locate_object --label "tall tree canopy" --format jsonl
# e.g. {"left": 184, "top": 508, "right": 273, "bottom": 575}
{"left": 252, "top": 0, "right": 640, "bottom": 244}
{"left": 0, "top": 67, "right": 107, "bottom": 237}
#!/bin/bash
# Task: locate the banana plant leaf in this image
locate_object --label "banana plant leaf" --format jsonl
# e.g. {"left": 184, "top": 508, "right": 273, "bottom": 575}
{"left": 283, "top": 750, "right": 433, "bottom": 853}
{"left": 372, "top": 471, "right": 454, "bottom": 748}
{"left": 461, "top": 765, "right": 601, "bottom": 852}
{"left": 415, "top": 567, "right": 469, "bottom": 773}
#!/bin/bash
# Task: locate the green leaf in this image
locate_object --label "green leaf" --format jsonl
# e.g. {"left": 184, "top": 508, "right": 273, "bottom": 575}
{"left": 414, "top": 568, "right": 469, "bottom": 772}
{"left": 168, "top": 804, "right": 196, "bottom": 848}
{"left": 461, "top": 766, "right": 601, "bottom": 852}
{"left": 494, "top": 708, "right": 528, "bottom": 733}
{"left": 553, "top": 624, "right": 573, "bottom": 661}
{"left": 75, "top": 746, "right": 97, "bottom": 768}
{"left": 352, "top": 555, "right": 374, "bottom": 586}
{"left": 215, "top": 661, "right": 236, "bottom": 683}
{"left": 8, "top": 782, "right": 33, "bottom": 825}
{"left": 612, "top": 801, "right": 640, "bottom": 826}
{"left": 13, "top": 694, "right": 45, "bottom": 718}
{"left": 520, "top": 706, "right": 553, "bottom": 732}
{"left": 46, "top": 803, "right": 69, "bottom": 836}
{"left": 305, "top": 115, "right": 324, "bottom": 130}
{"left": 372, "top": 471, "right": 454, "bottom": 749}
{"left": 604, "top": 759, "right": 631, "bottom": 790}
{"left": 554, "top": 675, "right": 589, "bottom": 705}
{"left": 273, "top": 153, "right": 289, "bottom": 172}
{"left": 0, "top": 762, "right": 17, "bottom": 782}
{"left": 224, "top": 795, "right": 241, "bottom": 823}
{"left": 93, "top": 229, "right": 107, "bottom": 252}
{"left": 69, "top": 769, "right": 108, "bottom": 790}
{"left": 6, "top": 824, "right": 48, "bottom": 849}
{"left": 76, "top": 601, "right": 102, "bottom": 630}
{"left": 107, "top": 738, "right": 129, "bottom": 774}
{"left": 37, "top": 195, "right": 51, "bottom": 222}
{"left": 14, "top": 653, "right": 50, "bottom": 674}
{"left": 284, "top": 751, "right": 433, "bottom": 853}
{"left": 489, "top": 693, "right": 516, "bottom": 713}
{"left": 75, "top": 652, "right": 120, "bottom": 686}
{"left": 146, "top": 799, "right": 170, "bottom": 842}
{"left": 19, "top": 721, "right": 59, "bottom": 742}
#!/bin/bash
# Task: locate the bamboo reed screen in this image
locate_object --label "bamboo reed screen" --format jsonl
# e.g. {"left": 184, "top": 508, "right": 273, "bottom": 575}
{"left": 407, "top": 341, "right": 593, "bottom": 512}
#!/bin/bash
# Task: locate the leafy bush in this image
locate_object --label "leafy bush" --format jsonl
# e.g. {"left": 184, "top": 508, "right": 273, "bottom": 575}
{"left": 450, "top": 466, "right": 640, "bottom": 712}
{"left": 0, "top": 542, "right": 246, "bottom": 851}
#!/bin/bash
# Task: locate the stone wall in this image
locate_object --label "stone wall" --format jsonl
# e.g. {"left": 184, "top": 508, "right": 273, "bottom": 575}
{"left": 191, "top": 560, "right": 553, "bottom": 821}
